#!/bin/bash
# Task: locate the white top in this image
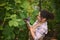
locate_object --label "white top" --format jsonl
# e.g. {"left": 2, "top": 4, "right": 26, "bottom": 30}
{"left": 33, "top": 20, "right": 48, "bottom": 40}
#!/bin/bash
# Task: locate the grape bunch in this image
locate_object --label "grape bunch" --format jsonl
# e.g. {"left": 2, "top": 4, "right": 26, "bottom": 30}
{"left": 23, "top": 17, "right": 30, "bottom": 22}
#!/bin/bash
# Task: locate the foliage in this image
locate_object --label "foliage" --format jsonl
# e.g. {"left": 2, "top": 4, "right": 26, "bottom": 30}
{"left": 0, "top": 0, "right": 60, "bottom": 40}
{"left": 0, "top": 0, "right": 39, "bottom": 40}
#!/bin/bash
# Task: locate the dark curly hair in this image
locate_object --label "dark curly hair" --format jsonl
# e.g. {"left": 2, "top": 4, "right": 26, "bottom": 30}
{"left": 40, "top": 10, "right": 54, "bottom": 20}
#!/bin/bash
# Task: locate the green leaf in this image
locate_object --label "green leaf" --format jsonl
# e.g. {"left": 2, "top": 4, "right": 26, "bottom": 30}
{"left": 0, "top": 26, "right": 3, "bottom": 30}
{"left": 0, "top": 3, "right": 6, "bottom": 6}
{"left": 10, "top": 14, "right": 17, "bottom": 19}
{"left": 14, "top": 0, "right": 21, "bottom": 3}
{"left": 19, "top": 20, "right": 25, "bottom": 25}
{"left": 9, "top": 20, "right": 19, "bottom": 27}
{"left": 21, "top": 1, "right": 30, "bottom": 9}
{"left": 5, "top": 6, "right": 13, "bottom": 10}
{"left": 30, "top": 19, "right": 34, "bottom": 25}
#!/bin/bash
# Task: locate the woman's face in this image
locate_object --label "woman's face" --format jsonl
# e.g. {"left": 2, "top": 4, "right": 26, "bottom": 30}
{"left": 37, "top": 13, "right": 46, "bottom": 22}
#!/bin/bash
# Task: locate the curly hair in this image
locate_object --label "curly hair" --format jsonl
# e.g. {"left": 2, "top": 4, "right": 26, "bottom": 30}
{"left": 40, "top": 10, "right": 54, "bottom": 20}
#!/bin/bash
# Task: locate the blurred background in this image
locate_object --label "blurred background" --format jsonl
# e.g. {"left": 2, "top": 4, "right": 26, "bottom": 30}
{"left": 0, "top": 0, "right": 60, "bottom": 40}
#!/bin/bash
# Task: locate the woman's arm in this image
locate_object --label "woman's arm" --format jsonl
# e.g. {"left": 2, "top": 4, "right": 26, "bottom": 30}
{"left": 29, "top": 27, "right": 35, "bottom": 39}
{"left": 25, "top": 21, "right": 36, "bottom": 39}
{"left": 25, "top": 21, "right": 43, "bottom": 40}
{"left": 26, "top": 20, "right": 42, "bottom": 32}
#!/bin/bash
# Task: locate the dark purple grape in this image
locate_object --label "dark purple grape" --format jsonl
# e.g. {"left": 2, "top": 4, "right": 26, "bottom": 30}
{"left": 27, "top": 17, "right": 30, "bottom": 21}
{"left": 23, "top": 17, "right": 30, "bottom": 22}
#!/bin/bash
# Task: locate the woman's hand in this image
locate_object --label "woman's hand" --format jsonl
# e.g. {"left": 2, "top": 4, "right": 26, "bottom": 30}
{"left": 23, "top": 17, "right": 30, "bottom": 24}
{"left": 30, "top": 27, "right": 36, "bottom": 32}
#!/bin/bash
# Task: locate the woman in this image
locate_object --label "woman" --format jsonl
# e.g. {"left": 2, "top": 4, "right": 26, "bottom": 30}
{"left": 25, "top": 10, "right": 54, "bottom": 40}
